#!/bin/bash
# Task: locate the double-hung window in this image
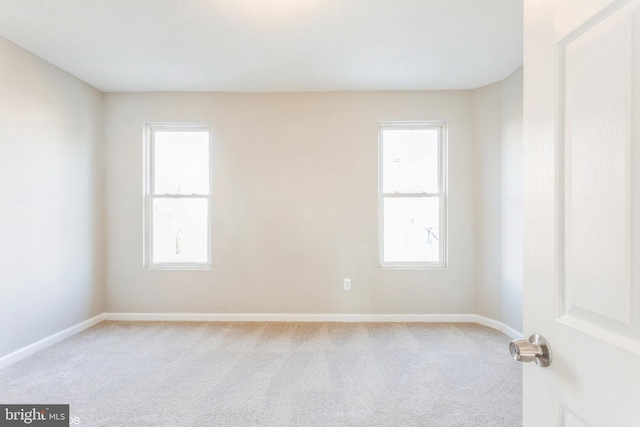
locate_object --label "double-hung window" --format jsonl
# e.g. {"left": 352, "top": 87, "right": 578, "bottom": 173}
{"left": 379, "top": 122, "right": 447, "bottom": 268}
{"left": 144, "top": 124, "right": 212, "bottom": 269}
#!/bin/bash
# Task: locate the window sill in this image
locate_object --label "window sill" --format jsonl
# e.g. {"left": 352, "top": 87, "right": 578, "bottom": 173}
{"left": 145, "top": 263, "right": 211, "bottom": 271}
{"left": 379, "top": 263, "right": 447, "bottom": 270}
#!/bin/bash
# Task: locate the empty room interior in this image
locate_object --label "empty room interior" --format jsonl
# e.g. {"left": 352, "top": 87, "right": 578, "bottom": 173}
{"left": 3, "top": 0, "right": 637, "bottom": 426}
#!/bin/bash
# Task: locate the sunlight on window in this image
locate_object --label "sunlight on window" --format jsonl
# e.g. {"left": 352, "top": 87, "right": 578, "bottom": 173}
{"left": 146, "top": 126, "right": 211, "bottom": 268}
{"left": 152, "top": 198, "right": 208, "bottom": 263}
{"left": 154, "top": 131, "right": 209, "bottom": 195}
{"left": 382, "top": 129, "right": 439, "bottom": 194}
{"left": 380, "top": 124, "right": 445, "bottom": 267}
{"left": 383, "top": 197, "right": 440, "bottom": 263}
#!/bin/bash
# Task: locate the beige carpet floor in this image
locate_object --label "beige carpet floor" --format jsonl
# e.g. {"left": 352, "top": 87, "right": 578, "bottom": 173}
{"left": 0, "top": 321, "right": 521, "bottom": 426}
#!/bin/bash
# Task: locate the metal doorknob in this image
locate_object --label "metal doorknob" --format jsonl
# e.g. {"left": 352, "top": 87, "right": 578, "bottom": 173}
{"left": 509, "top": 334, "right": 552, "bottom": 367}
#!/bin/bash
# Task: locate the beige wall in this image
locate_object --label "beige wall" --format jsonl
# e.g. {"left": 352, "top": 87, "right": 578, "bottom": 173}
{"left": 104, "top": 91, "right": 476, "bottom": 314}
{"left": 472, "top": 81, "right": 504, "bottom": 324}
{"left": 472, "top": 67, "right": 524, "bottom": 333}
{"left": 0, "top": 37, "right": 105, "bottom": 357}
{"left": 501, "top": 68, "right": 524, "bottom": 332}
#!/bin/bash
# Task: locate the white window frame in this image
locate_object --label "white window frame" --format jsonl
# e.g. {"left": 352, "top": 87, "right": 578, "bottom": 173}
{"left": 143, "top": 123, "right": 213, "bottom": 270}
{"left": 378, "top": 121, "right": 448, "bottom": 269}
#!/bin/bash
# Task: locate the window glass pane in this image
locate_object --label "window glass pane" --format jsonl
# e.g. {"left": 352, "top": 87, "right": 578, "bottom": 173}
{"left": 383, "top": 197, "right": 440, "bottom": 263}
{"left": 382, "top": 129, "right": 439, "bottom": 193}
{"left": 154, "top": 131, "right": 209, "bottom": 195}
{"left": 152, "top": 198, "right": 208, "bottom": 263}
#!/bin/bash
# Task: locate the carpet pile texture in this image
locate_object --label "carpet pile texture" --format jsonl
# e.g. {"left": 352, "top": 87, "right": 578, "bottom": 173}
{"left": 0, "top": 321, "right": 522, "bottom": 426}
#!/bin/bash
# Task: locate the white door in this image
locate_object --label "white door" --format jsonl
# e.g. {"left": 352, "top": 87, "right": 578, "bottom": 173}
{"left": 523, "top": 0, "right": 640, "bottom": 426}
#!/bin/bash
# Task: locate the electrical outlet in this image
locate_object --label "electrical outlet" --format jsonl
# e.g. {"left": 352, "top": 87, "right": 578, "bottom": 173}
{"left": 343, "top": 278, "right": 351, "bottom": 291}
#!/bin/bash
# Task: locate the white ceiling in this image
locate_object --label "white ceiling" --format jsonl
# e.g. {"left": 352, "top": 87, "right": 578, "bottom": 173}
{"left": 0, "top": 0, "right": 523, "bottom": 92}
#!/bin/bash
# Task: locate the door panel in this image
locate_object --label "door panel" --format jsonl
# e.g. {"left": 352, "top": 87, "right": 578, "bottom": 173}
{"left": 561, "top": 406, "right": 592, "bottom": 427}
{"left": 562, "top": 0, "right": 639, "bottom": 338}
{"left": 524, "top": 0, "right": 640, "bottom": 426}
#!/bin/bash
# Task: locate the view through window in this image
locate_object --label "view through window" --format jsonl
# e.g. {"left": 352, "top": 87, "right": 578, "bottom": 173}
{"left": 379, "top": 122, "right": 447, "bottom": 267}
{"left": 145, "top": 125, "right": 212, "bottom": 269}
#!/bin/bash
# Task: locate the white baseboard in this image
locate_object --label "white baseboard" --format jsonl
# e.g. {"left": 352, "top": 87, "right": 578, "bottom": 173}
{"left": 105, "top": 312, "right": 522, "bottom": 338}
{"left": 471, "top": 315, "right": 522, "bottom": 339}
{"left": 0, "top": 313, "right": 105, "bottom": 370}
{"left": 105, "top": 312, "right": 480, "bottom": 322}
{"left": 0, "top": 312, "right": 521, "bottom": 370}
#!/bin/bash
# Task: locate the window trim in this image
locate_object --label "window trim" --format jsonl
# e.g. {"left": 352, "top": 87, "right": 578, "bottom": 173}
{"left": 378, "top": 121, "right": 448, "bottom": 269}
{"left": 143, "top": 123, "right": 213, "bottom": 270}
